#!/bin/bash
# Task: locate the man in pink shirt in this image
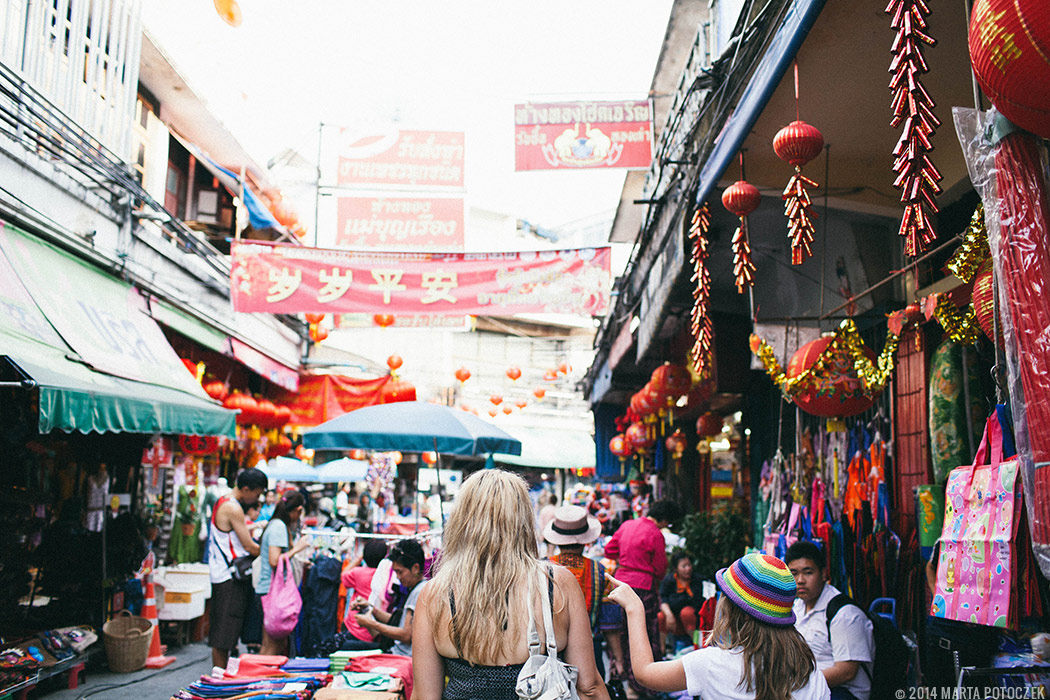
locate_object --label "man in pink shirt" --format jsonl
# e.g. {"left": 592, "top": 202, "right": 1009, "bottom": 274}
{"left": 604, "top": 499, "right": 681, "bottom": 697}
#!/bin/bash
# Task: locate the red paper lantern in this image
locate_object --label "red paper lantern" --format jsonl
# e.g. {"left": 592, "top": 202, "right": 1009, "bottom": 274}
{"left": 349, "top": 448, "right": 367, "bottom": 461}
{"left": 381, "top": 380, "right": 416, "bottom": 404}
{"left": 721, "top": 180, "right": 762, "bottom": 217}
{"left": 387, "top": 354, "right": 404, "bottom": 371}
{"left": 609, "top": 434, "right": 632, "bottom": 458}
{"left": 203, "top": 379, "right": 228, "bottom": 402}
{"left": 274, "top": 405, "right": 293, "bottom": 427}
{"left": 558, "top": 362, "right": 572, "bottom": 375}
{"left": 786, "top": 336, "right": 879, "bottom": 417}
{"left": 391, "top": 451, "right": 403, "bottom": 464}
{"left": 488, "top": 408, "right": 498, "bottom": 417}
{"left": 224, "top": 392, "right": 259, "bottom": 426}
{"left": 295, "top": 444, "right": 314, "bottom": 460}
{"left": 272, "top": 200, "right": 297, "bottom": 228}
{"left": 543, "top": 369, "right": 559, "bottom": 381}
{"left": 969, "top": 0, "right": 1050, "bottom": 139}
{"left": 213, "top": 0, "right": 242, "bottom": 27}
{"left": 268, "top": 435, "right": 292, "bottom": 458}
{"left": 490, "top": 394, "right": 503, "bottom": 406}
{"left": 502, "top": 405, "right": 513, "bottom": 415}
{"left": 373, "top": 314, "right": 395, "bottom": 328}
{"left": 179, "top": 434, "right": 219, "bottom": 456}
{"left": 516, "top": 399, "right": 528, "bottom": 409}
{"left": 255, "top": 399, "right": 278, "bottom": 428}
{"left": 631, "top": 388, "right": 657, "bottom": 418}
{"left": 626, "top": 422, "right": 654, "bottom": 452}
{"left": 972, "top": 259, "right": 1001, "bottom": 343}
{"left": 305, "top": 313, "right": 325, "bottom": 324}
{"left": 903, "top": 302, "right": 924, "bottom": 324}
{"left": 455, "top": 367, "right": 471, "bottom": 383}
{"left": 696, "top": 411, "right": 724, "bottom": 438}
{"left": 506, "top": 366, "right": 522, "bottom": 381}
{"left": 310, "top": 324, "right": 329, "bottom": 343}
{"left": 773, "top": 120, "right": 824, "bottom": 167}
{"left": 651, "top": 363, "right": 693, "bottom": 398}
{"left": 421, "top": 451, "right": 438, "bottom": 465}
{"left": 665, "top": 429, "right": 688, "bottom": 456}
{"left": 533, "top": 387, "right": 546, "bottom": 399}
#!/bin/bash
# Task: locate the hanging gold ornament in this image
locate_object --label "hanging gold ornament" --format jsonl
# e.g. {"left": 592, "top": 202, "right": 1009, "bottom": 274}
{"left": 945, "top": 204, "right": 990, "bottom": 282}
{"left": 834, "top": 319, "right": 901, "bottom": 393}
{"left": 933, "top": 293, "right": 982, "bottom": 344}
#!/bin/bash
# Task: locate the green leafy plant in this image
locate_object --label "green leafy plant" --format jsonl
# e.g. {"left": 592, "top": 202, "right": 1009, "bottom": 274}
{"left": 678, "top": 500, "right": 752, "bottom": 581}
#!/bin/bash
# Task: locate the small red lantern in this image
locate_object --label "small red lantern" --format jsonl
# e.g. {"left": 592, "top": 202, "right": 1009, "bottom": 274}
{"left": 972, "top": 259, "right": 1001, "bottom": 343}
{"left": 786, "top": 336, "right": 878, "bottom": 417}
{"left": 774, "top": 120, "right": 824, "bottom": 265}
{"left": 421, "top": 451, "right": 438, "bottom": 465}
{"left": 455, "top": 367, "right": 471, "bottom": 383}
{"left": 349, "top": 448, "right": 367, "bottom": 461}
{"left": 516, "top": 399, "right": 528, "bottom": 409}
{"left": 502, "top": 405, "right": 513, "bottom": 415}
{"left": 506, "top": 366, "right": 522, "bottom": 381}
{"left": 224, "top": 392, "right": 259, "bottom": 426}
{"left": 696, "top": 411, "right": 723, "bottom": 438}
{"left": 305, "top": 313, "right": 325, "bottom": 324}
{"left": 391, "top": 451, "right": 403, "bottom": 465}
{"left": 490, "top": 394, "right": 503, "bottom": 406}
{"left": 291, "top": 222, "right": 308, "bottom": 239}
{"left": 203, "top": 379, "right": 228, "bottom": 402}
{"left": 533, "top": 387, "right": 546, "bottom": 400}
{"left": 626, "top": 422, "right": 654, "bottom": 453}
{"left": 381, "top": 380, "right": 416, "bottom": 404}
{"left": 722, "top": 179, "right": 761, "bottom": 293}
{"left": 272, "top": 200, "right": 297, "bottom": 228}
{"left": 543, "top": 369, "right": 559, "bottom": 381}
{"left": 488, "top": 408, "right": 498, "bottom": 417}
{"left": 609, "top": 434, "right": 631, "bottom": 458}
{"left": 558, "top": 362, "right": 572, "bottom": 375}
{"left": 373, "top": 313, "right": 395, "bottom": 328}
{"left": 665, "top": 429, "right": 688, "bottom": 456}
{"left": 722, "top": 180, "right": 762, "bottom": 217}
{"left": 181, "top": 358, "right": 199, "bottom": 377}
{"left": 387, "top": 354, "right": 404, "bottom": 371}
{"left": 310, "top": 324, "right": 329, "bottom": 343}
{"left": 903, "top": 302, "right": 924, "bottom": 325}
{"left": 773, "top": 121, "right": 825, "bottom": 167}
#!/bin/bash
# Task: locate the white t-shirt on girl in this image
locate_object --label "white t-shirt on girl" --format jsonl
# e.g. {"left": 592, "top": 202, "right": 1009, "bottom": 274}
{"left": 681, "top": 645, "right": 831, "bottom": 700}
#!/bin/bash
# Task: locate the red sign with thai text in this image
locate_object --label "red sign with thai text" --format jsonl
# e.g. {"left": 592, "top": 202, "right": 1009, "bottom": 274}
{"left": 514, "top": 100, "right": 652, "bottom": 171}
{"left": 230, "top": 241, "right": 611, "bottom": 316}
{"left": 336, "top": 129, "right": 465, "bottom": 187}
{"left": 336, "top": 196, "right": 464, "bottom": 249}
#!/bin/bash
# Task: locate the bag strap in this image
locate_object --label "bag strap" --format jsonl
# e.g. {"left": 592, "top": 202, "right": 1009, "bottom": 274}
{"left": 525, "top": 570, "right": 542, "bottom": 656}
{"left": 824, "top": 593, "right": 872, "bottom": 681}
{"left": 540, "top": 565, "right": 558, "bottom": 657}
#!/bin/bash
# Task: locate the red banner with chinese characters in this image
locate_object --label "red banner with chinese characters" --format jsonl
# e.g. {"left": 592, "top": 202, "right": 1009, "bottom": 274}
{"left": 336, "top": 129, "right": 465, "bottom": 187}
{"left": 230, "top": 241, "right": 611, "bottom": 316}
{"left": 336, "top": 196, "right": 464, "bottom": 249}
{"left": 514, "top": 100, "right": 652, "bottom": 171}
{"left": 285, "top": 374, "right": 391, "bottom": 426}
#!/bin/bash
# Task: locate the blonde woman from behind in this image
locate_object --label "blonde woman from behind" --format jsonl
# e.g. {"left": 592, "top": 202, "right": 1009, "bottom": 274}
{"left": 413, "top": 469, "right": 610, "bottom": 700}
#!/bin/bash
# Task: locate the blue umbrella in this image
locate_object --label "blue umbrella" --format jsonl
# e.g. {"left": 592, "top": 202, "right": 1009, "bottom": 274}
{"left": 302, "top": 402, "right": 522, "bottom": 456}
{"left": 315, "top": 457, "right": 370, "bottom": 483}
{"left": 260, "top": 456, "right": 318, "bottom": 482}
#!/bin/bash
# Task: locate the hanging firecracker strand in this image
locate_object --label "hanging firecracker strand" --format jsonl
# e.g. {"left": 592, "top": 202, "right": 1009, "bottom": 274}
{"left": 887, "top": 0, "right": 942, "bottom": 257}
{"left": 945, "top": 205, "right": 989, "bottom": 282}
{"left": 689, "top": 204, "right": 713, "bottom": 377}
{"left": 933, "top": 293, "right": 982, "bottom": 345}
{"left": 722, "top": 175, "right": 761, "bottom": 293}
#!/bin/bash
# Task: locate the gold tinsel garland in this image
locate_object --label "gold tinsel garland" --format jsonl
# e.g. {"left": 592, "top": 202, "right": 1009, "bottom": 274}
{"left": 933, "top": 294, "right": 982, "bottom": 344}
{"left": 945, "top": 204, "right": 989, "bottom": 282}
{"left": 749, "top": 319, "right": 902, "bottom": 399}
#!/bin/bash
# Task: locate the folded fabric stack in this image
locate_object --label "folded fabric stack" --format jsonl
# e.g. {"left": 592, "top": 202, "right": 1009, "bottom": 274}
{"left": 173, "top": 673, "right": 328, "bottom": 699}
{"left": 328, "top": 650, "right": 381, "bottom": 674}
{"left": 332, "top": 671, "right": 400, "bottom": 692}
{"left": 283, "top": 658, "right": 333, "bottom": 674}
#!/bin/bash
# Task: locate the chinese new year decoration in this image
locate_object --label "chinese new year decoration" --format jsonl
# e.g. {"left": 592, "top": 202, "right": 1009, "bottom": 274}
{"left": 381, "top": 380, "right": 416, "bottom": 404}
{"left": 650, "top": 363, "right": 693, "bottom": 429}
{"left": 490, "top": 394, "right": 503, "bottom": 406}
{"left": 213, "top": 0, "right": 242, "bottom": 27}
{"left": 506, "top": 366, "right": 522, "bottom": 381}
{"left": 203, "top": 379, "right": 228, "bottom": 402}
{"left": 609, "top": 433, "right": 632, "bottom": 473}
{"left": 454, "top": 366, "right": 471, "bottom": 383}
{"left": 502, "top": 405, "right": 513, "bottom": 415}
{"left": 178, "top": 434, "right": 219, "bottom": 456}
{"left": 773, "top": 118, "right": 823, "bottom": 264}
{"left": 373, "top": 313, "right": 395, "bottom": 328}
{"left": 421, "top": 451, "right": 438, "bottom": 465}
{"left": 224, "top": 392, "right": 259, "bottom": 426}
{"left": 934, "top": 207, "right": 998, "bottom": 344}
{"left": 887, "top": 0, "right": 942, "bottom": 256}
{"left": 968, "top": 0, "right": 1050, "bottom": 140}
{"left": 558, "top": 362, "right": 572, "bottom": 375}
{"left": 625, "top": 422, "right": 654, "bottom": 470}
{"left": 543, "top": 369, "right": 559, "bottom": 381}
{"left": 533, "top": 387, "right": 546, "bottom": 400}
{"left": 305, "top": 313, "right": 325, "bottom": 324}
{"left": 349, "top": 448, "right": 367, "bottom": 461}
{"left": 309, "top": 323, "right": 329, "bottom": 343}
{"left": 688, "top": 203, "right": 714, "bottom": 377}
{"left": 721, "top": 157, "right": 761, "bottom": 292}
{"left": 697, "top": 412, "right": 723, "bottom": 438}
{"left": 665, "top": 429, "right": 687, "bottom": 473}
{"left": 515, "top": 399, "right": 528, "bottom": 409}
{"left": 387, "top": 354, "right": 404, "bottom": 371}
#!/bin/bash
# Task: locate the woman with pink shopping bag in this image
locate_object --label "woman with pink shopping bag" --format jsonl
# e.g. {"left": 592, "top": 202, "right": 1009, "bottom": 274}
{"left": 256, "top": 491, "right": 310, "bottom": 654}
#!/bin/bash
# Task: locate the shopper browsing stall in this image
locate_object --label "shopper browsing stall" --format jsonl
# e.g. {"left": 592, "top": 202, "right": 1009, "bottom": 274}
{"left": 256, "top": 490, "right": 310, "bottom": 655}
{"left": 352, "top": 538, "right": 426, "bottom": 656}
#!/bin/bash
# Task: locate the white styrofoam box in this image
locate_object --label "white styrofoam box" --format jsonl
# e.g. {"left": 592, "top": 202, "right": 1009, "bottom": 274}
{"left": 155, "top": 583, "right": 205, "bottom": 621}
{"left": 157, "top": 564, "right": 212, "bottom": 599}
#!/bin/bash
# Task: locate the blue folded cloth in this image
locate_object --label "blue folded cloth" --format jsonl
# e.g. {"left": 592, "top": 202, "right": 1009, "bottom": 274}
{"left": 280, "top": 657, "right": 332, "bottom": 673}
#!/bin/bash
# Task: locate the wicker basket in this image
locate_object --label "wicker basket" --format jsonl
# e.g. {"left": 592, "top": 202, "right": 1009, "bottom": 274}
{"left": 102, "top": 610, "right": 152, "bottom": 673}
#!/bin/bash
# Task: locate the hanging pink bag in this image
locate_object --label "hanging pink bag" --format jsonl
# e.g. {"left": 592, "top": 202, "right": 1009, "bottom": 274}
{"left": 262, "top": 557, "right": 301, "bottom": 639}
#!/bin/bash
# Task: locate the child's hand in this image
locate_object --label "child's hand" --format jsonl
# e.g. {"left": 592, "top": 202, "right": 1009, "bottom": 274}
{"left": 605, "top": 576, "right": 643, "bottom": 613}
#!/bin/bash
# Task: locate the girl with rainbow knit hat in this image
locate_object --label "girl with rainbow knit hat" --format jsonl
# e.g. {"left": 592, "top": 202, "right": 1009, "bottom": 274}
{"left": 607, "top": 553, "right": 831, "bottom": 700}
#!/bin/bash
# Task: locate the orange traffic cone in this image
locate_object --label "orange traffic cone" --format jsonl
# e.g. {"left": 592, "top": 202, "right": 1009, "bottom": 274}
{"left": 140, "top": 552, "right": 175, "bottom": 669}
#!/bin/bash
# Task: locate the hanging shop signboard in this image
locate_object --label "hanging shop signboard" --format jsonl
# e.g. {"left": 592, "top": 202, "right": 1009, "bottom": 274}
{"left": 514, "top": 100, "right": 653, "bottom": 171}
{"left": 336, "top": 129, "right": 464, "bottom": 188}
{"left": 336, "top": 196, "right": 465, "bottom": 250}
{"left": 230, "top": 241, "right": 611, "bottom": 316}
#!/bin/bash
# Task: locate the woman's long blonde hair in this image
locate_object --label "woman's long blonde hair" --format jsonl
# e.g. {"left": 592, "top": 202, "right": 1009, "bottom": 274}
{"left": 707, "top": 596, "right": 817, "bottom": 700}
{"left": 428, "top": 469, "right": 540, "bottom": 665}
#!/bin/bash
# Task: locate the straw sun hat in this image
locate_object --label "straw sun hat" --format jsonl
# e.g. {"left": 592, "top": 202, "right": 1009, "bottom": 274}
{"left": 542, "top": 505, "right": 603, "bottom": 546}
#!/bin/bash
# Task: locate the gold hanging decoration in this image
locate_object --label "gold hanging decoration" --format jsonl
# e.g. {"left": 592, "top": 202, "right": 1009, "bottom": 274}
{"left": 933, "top": 293, "right": 982, "bottom": 345}
{"left": 945, "top": 205, "right": 990, "bottom": 283}
{"left": 834, "top": 319, "right": 901, "bottom": 393}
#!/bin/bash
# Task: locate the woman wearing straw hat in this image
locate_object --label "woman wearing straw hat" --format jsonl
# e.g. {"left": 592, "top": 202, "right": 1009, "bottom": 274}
{"left": 544, "top": 505, "right": 627, "bottom": 684}
{"left": 413, "top": 470, "right": 610, "bottom": 700}
{"left": 607, "top": 553, "right": 830, "bottom": 700}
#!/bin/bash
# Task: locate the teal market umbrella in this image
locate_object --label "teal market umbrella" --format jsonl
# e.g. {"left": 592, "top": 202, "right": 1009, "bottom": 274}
{"left": 302, "top": 402, "right": 521, "bottom": 456}
{"left": 260, "top": 456, "right": 318, "bottom": 482}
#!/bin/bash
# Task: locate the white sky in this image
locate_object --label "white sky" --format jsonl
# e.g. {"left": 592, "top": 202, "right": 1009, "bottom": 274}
{"left": 142, "top": 0, "right": 674, "bottom": 233}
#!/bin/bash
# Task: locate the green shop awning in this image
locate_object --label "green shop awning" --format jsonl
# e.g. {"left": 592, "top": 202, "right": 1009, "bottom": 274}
{"left": 0, "top": 221, "right": 235, "bottom": 436}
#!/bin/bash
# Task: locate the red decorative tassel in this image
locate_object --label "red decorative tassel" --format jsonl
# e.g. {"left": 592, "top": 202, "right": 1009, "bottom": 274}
{"left": 887, "top": 0, "right": 941, "bottom": 256}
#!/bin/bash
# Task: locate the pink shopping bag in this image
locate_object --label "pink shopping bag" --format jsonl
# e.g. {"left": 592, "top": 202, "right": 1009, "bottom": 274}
{"left": 262, "top": 557, "right": 302, "bottom": 639}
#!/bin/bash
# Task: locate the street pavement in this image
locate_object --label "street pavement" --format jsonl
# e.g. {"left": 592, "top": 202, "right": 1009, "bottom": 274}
{"left": 43, "top": 642, "right": 214, "bottom": 700}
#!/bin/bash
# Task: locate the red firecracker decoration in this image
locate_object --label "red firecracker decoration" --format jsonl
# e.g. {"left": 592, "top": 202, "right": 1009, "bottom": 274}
{"left": 722, "top": 177, "right": 761, "bottom": 292}
{"left": 688, "top": 204, "right": 714, "bottom": 377}
{"left": 773, "top": 119, "right": 824, "bottom": 265}
{"left": 887, "top": 0, "right": 942, "bottom": 256}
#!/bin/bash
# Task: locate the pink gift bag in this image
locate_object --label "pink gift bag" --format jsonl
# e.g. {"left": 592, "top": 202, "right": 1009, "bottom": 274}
{"left": 931, "top": 414, "right": 1022, "bottom": 628}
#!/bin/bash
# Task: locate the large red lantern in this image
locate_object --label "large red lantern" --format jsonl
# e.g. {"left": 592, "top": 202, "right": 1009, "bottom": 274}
{"left": 274, "top": 404, "right": 293, "bottom": 427}
{"left": 387, "top": 354, "right": 404, "bottom": 371}
{"left": 786, "top": 336, "right": 879, "bottom": 417}
{"left": 626, "top": 422, "right": 654, "bottom": 453}
{"left": 609, "top": 434, "right": 632, "bottom": 459}
{"left": 455, "top": 367, "right": 471, "bottom": 383}
{"left": 203, "top": 379, "right": 228, "bottom": 402}
{"left": 255, "top": 399, "right": 278, "bottom": 428}
{"left": 651, "top": 363, "right": 692, "bottom": 398}
{"left": 969, "top": 0, "right": 1050, "bottom": 139}
{"left": 224, "top": 392, "right": 259, "bottom": 426}
{"left": 381, "top": 380, "right": 416, "bottom": 404}
{"left": 696, "top": 411, "right": 723, "bottom": 438}
{"left": 373, "top": 313, "right": 395, "bottom": 328}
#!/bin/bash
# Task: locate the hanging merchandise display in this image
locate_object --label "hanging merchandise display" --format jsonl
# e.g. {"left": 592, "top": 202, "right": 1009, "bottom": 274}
{"left": 887, "top": 0, "right": 942, "bottom": 256}
{"left": 928, "top": 340, "right": 985, "bottom": 484}
{"left": 721, "top": 157, "right": 761, "bottom": 292}
{"left": 688, "top": 203, "right": 713, "bottom": 377}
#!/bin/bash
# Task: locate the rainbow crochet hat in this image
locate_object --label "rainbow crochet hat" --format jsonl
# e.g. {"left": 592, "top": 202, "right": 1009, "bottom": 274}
{"left": 715, "top": 553, "right": 797, "bottom": 626}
